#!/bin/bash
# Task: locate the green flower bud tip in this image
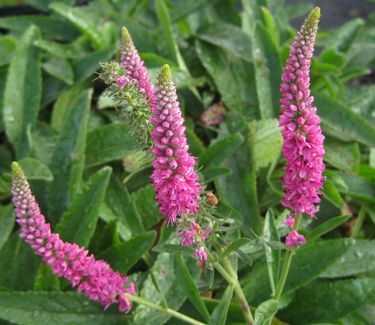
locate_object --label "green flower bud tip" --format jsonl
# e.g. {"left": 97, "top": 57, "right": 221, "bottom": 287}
{"left": 303, "top": 7, "right": 320, "bottom": 31}
{"left": 159, "top": 64, "right": 173, "bottom": 84}
{"left": 121, "top": 27, "right": 134, "bottom": 50}
{"left": 11, "top": 162, "right": 24, "bottom": 180}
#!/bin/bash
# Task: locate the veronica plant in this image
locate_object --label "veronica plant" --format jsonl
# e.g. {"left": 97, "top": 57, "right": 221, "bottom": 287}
{"left": 4, "top": 2, "right": 375, "bottom": 325}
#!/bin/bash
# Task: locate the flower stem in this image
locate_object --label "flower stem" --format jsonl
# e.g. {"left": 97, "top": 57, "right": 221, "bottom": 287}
{"left": 351, "top": 205, "right": 366, "bottom": 239}
{"left": 125, "top": 294, "right": 205, "bottom": 325}
{"left": 274, "top": 214, "right": 302, "bottom": 301}
{"left": 213, "top": 257, "right": 254, "bottom": 325}
{"left": 274, "top": 249, "right": 294, "bottom": 301}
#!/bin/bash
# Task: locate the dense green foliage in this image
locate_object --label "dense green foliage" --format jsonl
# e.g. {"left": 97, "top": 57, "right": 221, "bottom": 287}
{"left": 1, "top": 0, "right": 375, "bottom": 324}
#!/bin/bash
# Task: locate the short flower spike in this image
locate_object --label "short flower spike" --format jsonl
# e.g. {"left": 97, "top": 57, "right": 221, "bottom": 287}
{"left": 11, "top": 162, "right": 136, "bottom": 312}
{"left": 279, "top": 7, "right": 325, "bottom": 218}
{"left": 150, "top": 65, "right": 201, "bottom": 223}
{"left": 120, "top": 26, "right": 155, "bottom": 103}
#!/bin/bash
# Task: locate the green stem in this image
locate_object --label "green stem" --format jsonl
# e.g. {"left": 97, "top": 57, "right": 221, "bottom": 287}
{"left": 213, "top": 257, "right": 254, "bottom": 325}
{"left": 351, "top": 205, "right": 367, "bottom": 239}
{"left": 274, "top": 249, "right": 294, "bottom": 301}
{"left": 125, "top": 294, "right": 206, "bottom": 325}
{"left": 274, "top": 213, "right": 302, "bottom": 301}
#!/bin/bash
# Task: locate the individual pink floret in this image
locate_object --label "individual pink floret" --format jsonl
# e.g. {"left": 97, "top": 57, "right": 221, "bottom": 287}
{"left": 193, "top": 247, "right": 208, "bottom": 261}
{"left": 285, "top": 230, "right": 307, "bottom": 247}
{"left": 150, "top": 65, "right": 201, "bottom": 223}
{"left": 279, "top": 8, "right": 325, "bottom": 218}
{"left": 283, "top": 215, "right": 295, "bottom": 228}
{"left": 11, "top": 162, "right": 135, "bottom": 313}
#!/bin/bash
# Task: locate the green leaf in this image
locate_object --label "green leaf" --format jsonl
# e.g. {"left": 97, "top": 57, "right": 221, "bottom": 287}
{"left": 34, "top": 39, "right": 83, "bottom": 59}
{"left": 254, "top": 298, "right": 278, "bottom": 325}
{"left": 319, "top": 48, "right": 346, "bottom": 69}
{"left": 131, "top": 185, "right": 163, "bottom": 230}
{"left": 201, "top": 167, "right": 232, "bottom": 183}
{"left": 18, "top": 157, "right": 53, "bottom": 181}
{"left": 260, "top": 7, "right": 279, "bottom": 48}
{"left": 324, "top": 139, "right": 360, "bottom": 172}
{"left": 214, "top": 121, "right": 261, "bottom": 234}
{"left": 47, "top": 89, "right": 91, "bottom": 223}
{"left": 169, "top": 0, "right": 220, "bottom": 21}
{"left": 104, "top": 175, "right": 144, "bottom": 240}
{"left": 249, "top": 119, "right": 282, "bottom": 171}
{"left": 208, "top": 285, "right": 234, "bottom": 325}
{"left": 221, "top": 238, "right": 253, "bottom": 259}
{"left": 252, "top": 23, "right": 281, "bottom": 119}
{"left": 323, "top": 179, "right": 345, "bottom": 208}
{"left": 152, "top": 243, "right": 193, "bottom": 256}
{"left": 0, "top": 205, "right": 15, "bottom": 251}
{"left": 51, "top": 82, "right": 89, "bottom": 132}
{"left": 42, "top": 57, "right": 74, "bottom": 85}
{"left": 308, "top": 215, "right": 350, "bottom": 241}
{"left": 344, "top": 84, "right": 375, "bottom": 120}
{"left": 49, "top": 3, "right": 107, "bottom": 50}
{"left": 316, "top": 95, "right": 375, "bottom": 147}
{"left": 0, "top": 291, "right": 128, "bottom": 325}
{"left": 86, "top": 124, "right": 137, "bottom": 167}
{"left": 243, "top": 239, "right": 353, "bottom": 305}
{"left": 279, "top": 278, "right": 375, "bottom": 324}
{"left": 28, "top": 0, "right": 74, "bottom": 11}
{"left": 321, "top": 240, "right": 375, "bottom": 278}
{"left": 3, "top": 25, "right": 41, "bottom": 158}
{"left": 263, "top": 210, "right": 280, "bottom": 296}
{"left": 199, "top": 133, "right": 244, "bottom": 169}
{"left": 30, "top": 123, "right": 59, "bottom": 165}
{"left": 196, "top": 41, "right": 258, "bottom": 119}
{"left": 0, "top": 35, "right": 17, "bottom": 67}
{"left": 155, "top": 0, "right": 186, "bottom": 70}
{"left": 175, "top": 255, "right": 210, "bottom": 322}
{"left": 197, "top": 23, "right": 253, "bottom": 63}
{"left": 0, "top": 233, "right": 40, "bottom": 290}
{"left": 132, "top": 252, "right": 187, "bottom": 325}
{"left": 100, "top": 231, "right": 156, "bottom": 274}
{"left": 72, "top": 45, "right": 117, "bottom": 83}
{"left": 56, "top": 167, "right": 112, "bottom": 247}
{"left": 323, "top": 18, "right": 364, "bottom": 53}
{"left": 0, "top": 16, "right": 79, "bottom": 40}
{"left": 336, "top": 171, "right": 375, "bottom": 202}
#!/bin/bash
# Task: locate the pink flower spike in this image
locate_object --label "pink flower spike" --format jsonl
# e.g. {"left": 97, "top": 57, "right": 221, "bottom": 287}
{"left": 120, "top": 27, "right": 154, "bottom": 103}
{"left": 283, "top": 215, "right": 295, "bottom": 228}
{"left": 151, "top": 65, "right": 201, "bottom": 223}
{"left": 11, "top": 162, "right": 136, "bottom": 313}
{"left": 279, "top": 7, "right": 325, "bottom": 218}
{"left": 193, "top": 247, "right": 208, "bottom": 261}
{"left": 285, "top": 230, "right": 307, "bottom": 248}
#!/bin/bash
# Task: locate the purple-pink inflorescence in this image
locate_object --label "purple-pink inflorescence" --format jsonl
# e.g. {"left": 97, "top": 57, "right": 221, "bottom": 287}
{"left": 11, "top": 162, "right": 136, "bottom": 312}
{"left": 150, "top": 65, "right": 201, "bottom": 224}
{"left": 120, "top": 27, "right": 155, "bottom": 103}
{"left": 279, "top": 7, "right": 325, "bottom": 219}
{"left": 283, "top": 215, "right": 295, "bottom": 228}
{"left": 285, "top": 230, "right": 307, "bottom": 247}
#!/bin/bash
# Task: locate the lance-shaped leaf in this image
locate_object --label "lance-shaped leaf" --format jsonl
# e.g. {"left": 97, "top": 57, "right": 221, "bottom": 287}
{"left": 47, "top": 89, "right": 91, "bottom": 223}
{"left": 56, "top": 167, "right": 112, "bottom": 247}
{"left": 0, "top": 291, "right": 129, "bottom": 325}
{"left": 3, "top": 25, "right": 41, "bottom": 158}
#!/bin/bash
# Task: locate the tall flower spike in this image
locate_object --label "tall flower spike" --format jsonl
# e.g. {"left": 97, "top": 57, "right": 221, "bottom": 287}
{"left": 151, "top": 65, "right": 201, "bottom": 223}
{"left": 279, "top": 7, "right": 325, "bottom": 217}
{"left": 11, "top": 162, "right": 136, "bottom": 312}
{"left": 120, "top": 27, "right": 155, "bottom": 103}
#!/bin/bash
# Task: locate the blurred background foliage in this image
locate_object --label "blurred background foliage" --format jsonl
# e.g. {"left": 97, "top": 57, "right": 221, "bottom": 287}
{"left": 0, "top": 0, "right": 375, "bottom": 324}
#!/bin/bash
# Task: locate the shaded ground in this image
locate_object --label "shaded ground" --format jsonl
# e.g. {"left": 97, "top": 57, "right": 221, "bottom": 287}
{"left": 286, "top": 0, "right": 375, "bottom": 28}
